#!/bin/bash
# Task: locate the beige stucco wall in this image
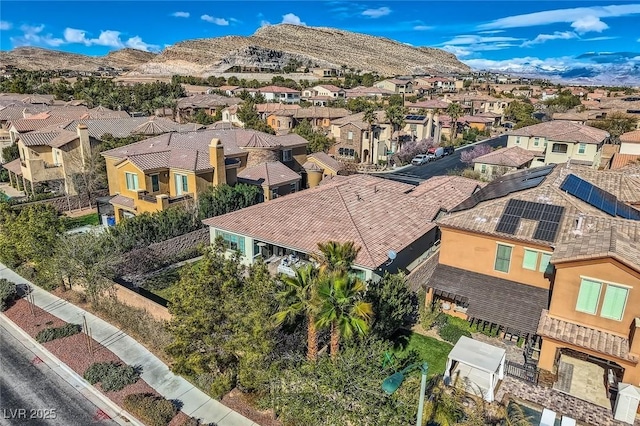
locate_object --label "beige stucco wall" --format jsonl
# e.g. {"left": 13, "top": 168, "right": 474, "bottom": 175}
{"left": 620, "top": 142, "right": 640, "bottom": 155}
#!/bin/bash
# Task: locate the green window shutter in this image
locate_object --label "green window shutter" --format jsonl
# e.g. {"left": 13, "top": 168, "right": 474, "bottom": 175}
{"left": 133, "top": 174, "right": 138, "bottom": 189}
{"left": 523, "top": 250, "right": 538, "bottom": 270}
{"left": 601, "top": 285, "right": 628, "bottom": 321}
{"left": 576, "top": 279, "right": 602, "bottom": 314}
{"left": 494, "top": 244, "right": 512, "bottom": 273}
{"left": 239, "top": 236, "right": 245, "bottom": 255}
{"left": 539, "top": 253, "right": 552, "bottom": 273}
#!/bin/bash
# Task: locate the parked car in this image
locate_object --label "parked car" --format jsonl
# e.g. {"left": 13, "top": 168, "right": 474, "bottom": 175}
{"left": 427, "top": 146, "right": 444, "bottom": 160}
{"left": 443, "top": 146, "right": 455, "bottom": 156}
{"left": 411, "top": 154, "right": 430, "bottom": 165}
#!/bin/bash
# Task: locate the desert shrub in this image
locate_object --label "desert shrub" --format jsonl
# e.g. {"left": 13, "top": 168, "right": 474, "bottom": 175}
{"left": 35, "top": 323, "right": 81, "bottom": 343}
{"left": 195, "top": 370, "right": 235, "bottom": 399}
{"left": 0, "top": 278, "right": 17, "bottom": 311}
{"left": 123, "top": 393, "right": 178, "bottom": 426}
{"left": 438, "top": 323, "right": 472, "bottom": 344}
{"left": 417, "top": 291, "right": 440, "bottom": 330}
{"left": 83, "top": 361, "right": 141, "bottom": 392}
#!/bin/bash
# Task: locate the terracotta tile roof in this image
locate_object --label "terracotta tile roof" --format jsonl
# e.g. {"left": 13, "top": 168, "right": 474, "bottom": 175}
{"left": 109, "top": 194, "right": 136, "bottom": 210}
{"left": 621, "top": 129, "right": 640, "bottom": 144}
{"left": 509, "top": 121, "right": 609, "bottom": 144}
{"left": 405, "top": 100, "right": 450, "bottom": 110}
{"left": 2, "top": 158, "right": 22, "bottom": 175}
{"left": 410, "top": 176, "right": 485, "bottom": 212}
{"left": 552, "top": 112, "right": 589, "bottom": 122}
{"left": 307, "top": 152, "right": 344, "bottom": 173}
{"left": 430, "top": 264, "right": 549, "bottom": 335}
{"left": 302, "top": 161, "right": 323, "bottom": 172}
{"left": 255, "top": 103, "right": 300, "bottom": 113}
{"left": 126, "top": 151, "right": 171, "bottom": 172}
{"left": 292, "top": 107, "right": 351, "bottom": 120}
{"left": 258, "top": 85, "right": 301, "bottom": 94}
{"left": 610, "top": 153, "right": 640, "bottom": 170}
{"left": 601, "top": 144, "right": 620, "bottom": 158}
{"left": 19, "top": 132, "right": 59, "bottom": 147}
{"left": 331, "top": 110, "right": 387, "bottom": 129}
{"left": 237, "top": 161, "right": 301, "bottom": 187}
{"left": 458, "top": 115, "right": 494, "bottom": 124}
{"left": 406, "top": 252, "right": 439, "bottom": 292}
{"left": 345, "top": 86, "right": 395, "bottom": 97}
{"left": 203, "top": 174, "right": 448, "bottom": 270}
{"left": 315, "top": 84, "right": 343, "bottom": 92}
{"left": 472, "top": 146, "right": 535, "bottom": 168}
{"left": 537, "top": 310, "right": 637, "bottom": 362}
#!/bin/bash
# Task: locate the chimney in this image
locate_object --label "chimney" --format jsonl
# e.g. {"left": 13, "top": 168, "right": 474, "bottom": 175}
{"left": 210, "top": 138, "right": 227, "bottom": 186}
{"left": 76, "top": 124, "right": 90, "bottom": 165}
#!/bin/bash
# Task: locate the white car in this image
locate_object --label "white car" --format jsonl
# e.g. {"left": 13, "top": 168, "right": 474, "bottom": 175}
{"left": 411, "top": 154, "right": 430, "bottom": 165}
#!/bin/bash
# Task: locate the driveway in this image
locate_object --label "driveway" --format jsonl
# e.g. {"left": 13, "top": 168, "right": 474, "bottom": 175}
{"left": 374, "top": 135, "right": 507, "bottom": 184}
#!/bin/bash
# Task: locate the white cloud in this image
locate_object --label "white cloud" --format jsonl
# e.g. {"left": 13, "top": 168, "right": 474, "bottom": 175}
{"left": 521, "top": 31, "right": 578, "bottom": 47}
{"left": 478, "top": 4, "right": 640, "bottom": 33}
{"left": 580, "top": 36, "right": 618, "bottom": 41}
{"left": 62, "top": 27, "right": 159, "bottom": 52}
{"left": 439, "top": 34, "right": 522, "bottom": 57}
{"left": 11, "top": 24, "right": 64, "bottom": 47}
{"left": 413, "top": 25, "right": 433, "bottom": 31}
{"left": 362, "top": 6, "right": 391, "bottom": 18}
{"left": 462, "top": 56, "right": 575, "bottom": 72}
{"left": 201, "top": 15, "right": 230, "bottom": 25}
{"left": 571, "top": 16, "right": 609, "bottom": 34}
{"left": 63, "top": 28, "right": 89, "bottom": 44}
{"left": 441, "top": 35, "right": 522, "bottom": 46}
{"left": 260, "top": 20, "right": 271, "bottom": 27}
{"left": 281, "top": 13, "right": 306, "bottom": 25}
{"left": 172, "top": 12, "right": 190, "bottom": 18}
{"left": 125, "top": 36, "right": 159, "bottom": 52}
{"left": 477, "top": 30, "right": 505, "bottom": 35}
{"left": 0, "top": 21, "right": 12, "bottom": 31}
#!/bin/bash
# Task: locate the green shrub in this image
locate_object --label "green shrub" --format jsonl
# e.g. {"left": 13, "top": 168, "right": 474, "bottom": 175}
{"left": 83, "top": 361, "right": 141, "bottom": 392}
{"left": 0, "top": 279, "right": 17, "bottom": 311}
{"left": 447, "top": 316, "right": 472, "bottom": 332}
{"left": 35, "top": 323, "right": 81, "bottom": 343}
{"left": 438, "top": 323, "right": 472, "bottom": 344}
{"left": 433, "top": 312, "right": 450, "bottom": 329}
{"left": 123, "top": 393, "right": 177, "bottom": 426}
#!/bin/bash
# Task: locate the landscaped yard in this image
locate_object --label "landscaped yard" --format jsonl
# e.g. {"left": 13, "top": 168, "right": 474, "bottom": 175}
{"left": 141, "top": 261, "right": 200, "bottom": 302}
{"left": 391, "top": 331, "right": 453, "bottom": 377}
{"left": 63, "top": 213, "right": 100, "bottom": 230}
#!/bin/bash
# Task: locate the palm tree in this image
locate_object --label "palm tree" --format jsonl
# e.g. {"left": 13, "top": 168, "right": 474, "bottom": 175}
{"left": 363, "top": 107, "right": 377, "bottom": 164}
{"left": 446, "top": 103, "right": 464, "bottom": 143}
{"left": 385, "top": 105, "right": 406, "bottom": 153}
{"left": 273, "top": 264, "right": 320, "bottom": 361}
{"left": 316, "top": 272, "right": 373, "bottom": 359}
{"left": 312, "top": 241, "right": 361, "bottom": 274}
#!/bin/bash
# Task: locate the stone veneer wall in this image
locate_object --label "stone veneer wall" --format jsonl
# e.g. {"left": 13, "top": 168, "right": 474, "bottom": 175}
{"left": 245, "top": 148, "right": 278, "bottom": 168}
{"left": 10, "top": 189, "right": 109, "bottom": 213}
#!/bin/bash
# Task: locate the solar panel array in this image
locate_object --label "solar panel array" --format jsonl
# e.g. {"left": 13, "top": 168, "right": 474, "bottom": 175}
{"left": 560, "top": 174, "right": 640, "bottom": 220}
{"left": 405, "top": 115, "right": 427, "bottom": 121}
{"left": 451, "top": 165, "right": 556, "bottom": 212}
{"left": 495, "top": 199, "right": 565, "bottom": 242}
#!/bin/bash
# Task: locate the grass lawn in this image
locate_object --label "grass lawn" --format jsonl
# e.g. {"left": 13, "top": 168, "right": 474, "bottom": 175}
{"left": 391, "top": 331, "right": 453, "bottom": 377}
{"left": 63, "top": 213, "right": 100, "bottom": 229}
{"left": 142, "top": 260, "right": 201, "bottom": 303}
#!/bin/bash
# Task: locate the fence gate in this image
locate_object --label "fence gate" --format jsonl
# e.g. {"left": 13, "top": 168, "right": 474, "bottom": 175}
{"left": 505, "top": 360, "right": 539, "bottom": 384}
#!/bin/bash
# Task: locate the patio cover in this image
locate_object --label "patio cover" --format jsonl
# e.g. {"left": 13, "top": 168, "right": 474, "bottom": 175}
{"left": 444, "top": 336, "right": 506, "bottom": 402}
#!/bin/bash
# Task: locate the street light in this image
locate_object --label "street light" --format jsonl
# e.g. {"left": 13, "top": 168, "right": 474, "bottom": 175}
{"left": 382, "top": 361, "right": 429, "bottom": 426}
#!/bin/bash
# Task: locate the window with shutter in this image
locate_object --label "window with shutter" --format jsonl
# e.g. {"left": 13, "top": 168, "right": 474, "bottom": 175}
{"left": 601, "top": 285, "right": 628, "bottom": 321}
{"left": 494, "top": 244, "right": 512, "bottom": 273}
{"left": 576, "top": 279, "right": 602, "bottom": 315}
{"left": 522, "top": 249, "right": 538, "bottom": 270}
{"left": 539, "top": 252, "right": 552, "bottom": 273}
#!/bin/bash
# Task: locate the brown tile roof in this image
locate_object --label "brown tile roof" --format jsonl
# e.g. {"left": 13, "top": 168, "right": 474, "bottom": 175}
{"left": 410, "top": 176, "right": 485, "bottom": 212}
{"left": 203, "top": 174, "right": 445, "bottom": 270}
{"left": 429, "top": 264, "right": 549, "bottom": 335}
{"left": 621, "top": 129, "right": 640, "bottom": 144}
{"left": 258, "top": 85, "right": 301, "bottom": 94}
{"left": 10, "top": 115, "right": 74, "bottom": 132}
{"left": 459, "top": 115, "right": 494, "bottom": 124}
{"left": 565, "top": 166, "right": 640, "bottom": 203}
{"left": 472, "top": 146, "right": 535, "bottom": 168}
{"left": 237, "top": 161, "right": 301, "bottom": 187}
{"left": 331, "top": 110, "right": 387, "bottom": 129}
{"left": 610, "top": 153, "right": 640, "bottom": 170}
{"left": 302, "top": 161, "right": 323, "bottom": 172}
{"left": 307, "top": 152, "right": 344, "bottom": 173}
{"left": 509, "top": 121, "right": 610, "bottom": 144}
{"left": 406, "top": 252, "right": 439, "bottom": 292}
{"left": 405, "top": 100, "right": 450, "bottom": 110}
{"left": 177, "top": 94, "right": 241, "bottom": 109}
{"left": 345, "top": 86, "right": 395, "bottom": 97}
{"left": 255, "top": 103, "right": 300, "bottom": 114}
{"left": 601, "top": 143, "right": 620, "bottom": 158}
{"left": 63, "top": 117, "right": 197, "bottom": 139}
{"left": 109, "top": 194, "right": 136, "bottom": 210}
{"left": 315, "top": 84, "right": 343, "bottom": 92}
{"left": 537, "top": 310, "right": 637, "bottom": 362}
{"left": 2, "top": 158, "right": 22, "bottom": 175}
{"left": 292, "top": 107, "right": 351, "bottom": 120}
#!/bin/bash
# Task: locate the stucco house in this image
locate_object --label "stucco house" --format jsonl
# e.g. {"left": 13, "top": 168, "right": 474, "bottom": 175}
{"left": 472, "top": 146, "right": 535, "bottom": 179}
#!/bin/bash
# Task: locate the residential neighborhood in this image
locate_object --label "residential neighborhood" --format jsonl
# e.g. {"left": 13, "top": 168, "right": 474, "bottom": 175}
{"left": 2, "top": 5, "right": 640, "bottom": 426}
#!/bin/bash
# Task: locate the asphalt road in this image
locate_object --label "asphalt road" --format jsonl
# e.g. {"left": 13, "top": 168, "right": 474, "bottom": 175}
{"left": 0, "top": 324, "right": 116, "bottom": 426}
{"left": 374, "top": 135, "right": 507, "bottom": 184}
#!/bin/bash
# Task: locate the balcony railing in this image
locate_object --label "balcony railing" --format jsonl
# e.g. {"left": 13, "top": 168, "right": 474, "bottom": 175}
{"left": 137, "top": 191, "right": 158, "bottom": 203}
{"left": 43, "top": 162, "right": 62, "bottom": 169}
{"left": 168, "top": 193, "right": 193, "bottom": 204}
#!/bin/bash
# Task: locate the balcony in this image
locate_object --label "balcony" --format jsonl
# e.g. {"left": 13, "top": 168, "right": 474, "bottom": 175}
{"left": 137, "top": 191, "right": 158, "bottom": 203}
{"left": 168, "top": 193, "right": 193, "bottom": 204}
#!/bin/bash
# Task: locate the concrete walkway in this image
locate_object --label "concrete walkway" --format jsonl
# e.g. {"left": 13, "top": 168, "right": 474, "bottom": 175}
{"left": 0, "top": 263, "right": 259, "bottom": 426}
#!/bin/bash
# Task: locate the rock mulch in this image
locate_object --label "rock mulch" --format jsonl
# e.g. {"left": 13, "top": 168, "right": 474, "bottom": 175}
{"left": 4, "top": 298, "right": 192, "bottom": 426}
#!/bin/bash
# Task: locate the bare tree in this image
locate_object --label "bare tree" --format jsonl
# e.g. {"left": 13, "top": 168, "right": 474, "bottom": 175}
{"left": 460, "top": 143, "right": 492, "bottom": 165}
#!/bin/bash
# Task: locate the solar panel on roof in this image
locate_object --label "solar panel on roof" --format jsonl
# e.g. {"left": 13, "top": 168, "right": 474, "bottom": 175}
{"left": 533, "top": 220, "right": 560, "bottom": 242}
{"left": 495, "top": 199, "right": 565, "bottom": 242}
{"left": 496, "top": 214, "right": 520, "bottom": 234}
{"left": 560, "top": 174, "right": 640, "bottom": 221}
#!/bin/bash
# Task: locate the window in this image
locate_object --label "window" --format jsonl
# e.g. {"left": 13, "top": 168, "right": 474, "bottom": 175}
{"left": 578, "top": 143, "right": 586, "bottom": 154}
{"left": 601, "top": 285, "right": 628, "bottom": 321}
{"left": 174, "top": 173, "right": 188, "bottom": 195}
{"left": 20, "top": 147, "right": 25, "bottom": 160}
{"left": 290, "top": 182, "right": 297, "bottom": 193}
{"left": 539, "top": 252, "right": 552, "bottom": 273}
{"left": 522, "top": 249, "right": 538, "bottom": 270}
{"left": 338, "top": 148, "right": 345, "bottom": 156}
{"left": 481, "top": 164, "right": 487, "bottom": 173}
{"left": 125, "top": 172, "right": 139, "bottom": 190}
{"left": 271, "top": 188, "right": 279, "bottom": 199}
{"left": 53, "top": 149, "right": 60, "bottom": 166}
{"left": 215, "top": 230, "right": 246, "bottom": 254}
{"left": 282, "top": 149, "right": 292, "bottom": 162}
{"left": 347, "top": 131, "right": 354, "bottom": 140}
{"left": 150, "top": 174, "right": 160, "bottom": 192}
{"left": 533, "top": 137, "right": 540, "bottom": 147}
{"left": 552, "top": 143, "right": 568, "bottom": 154}
{"left": 515, "top": 137, "right": 520, "bottom": 144}
{"left": 494, "top": 244, "right": 512, "bottom": 273}
{"left": 576, "top": 278, "right": 602, "bottom": 314}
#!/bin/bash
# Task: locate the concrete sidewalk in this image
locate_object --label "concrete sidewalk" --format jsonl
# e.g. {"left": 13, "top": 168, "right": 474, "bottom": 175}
{"left": 0, "top": 263, "right": 258, "bottom": 426}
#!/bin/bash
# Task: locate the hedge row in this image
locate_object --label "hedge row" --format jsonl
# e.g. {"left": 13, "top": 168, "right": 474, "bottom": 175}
{"left": 83, "top": 361, "right": 141, "bottom": 392}
{"left": 35, "top": 323, "right": 82, "bottom": 343}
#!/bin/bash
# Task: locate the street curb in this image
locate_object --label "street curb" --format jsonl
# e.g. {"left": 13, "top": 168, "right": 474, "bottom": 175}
{"left": 0, "top": 312, "right": 144, "bottom": 426}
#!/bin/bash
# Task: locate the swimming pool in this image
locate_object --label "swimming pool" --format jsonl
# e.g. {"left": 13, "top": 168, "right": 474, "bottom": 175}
{"left": 509, "top": 400, "right": 561, "bottom": 426}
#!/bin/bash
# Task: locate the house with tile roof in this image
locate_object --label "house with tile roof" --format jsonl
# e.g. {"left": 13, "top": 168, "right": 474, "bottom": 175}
{"left": 329, "top": 110, "right": 393, "bottom": 164}
{"left": 472, "top": 146, "right": 535, "bottom": 179}
{"left": 266, "top": 107, "right": 351, "bottom": 132}
{"left": 100, "top": 129, "right": 308, "bottom": 222}
{"left": 302, "top": 152, "right": 345, "bottom": 188}
{"left": 425, "top": 163, "right": 640, "bottom": 406}
{"left": 252, "top": 86, "right": 301, "bottom": 104}
{"left": 176, "top": 94, "right": 242, "bottom": 123}
{"left": 374, "top": 78, "right": 413, "bottom": 94}
{"left": 507, "top": 121, "right": 610, "bottom": 169}
{"left": 344, "top": 86, "right": 395, "bottom": 99}
{"left": 202, "top": 173, "right": 482, "bottom": 281}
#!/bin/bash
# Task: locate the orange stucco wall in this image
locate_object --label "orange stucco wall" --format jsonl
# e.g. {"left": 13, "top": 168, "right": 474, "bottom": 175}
{"left": 550, "top": 259, "right": 640, "bottom": 336}
{"left": 439, "top": 227, "right": 553, "bottom": 289}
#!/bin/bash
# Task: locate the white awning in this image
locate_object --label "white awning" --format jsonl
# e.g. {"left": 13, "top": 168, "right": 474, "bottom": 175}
{"left": 447, "top": 336, "right": 506, "bottom": 373}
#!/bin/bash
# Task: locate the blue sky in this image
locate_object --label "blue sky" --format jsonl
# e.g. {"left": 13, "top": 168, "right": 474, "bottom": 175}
{"left": 1, "top": 1, "right": 639, "bottom": 72}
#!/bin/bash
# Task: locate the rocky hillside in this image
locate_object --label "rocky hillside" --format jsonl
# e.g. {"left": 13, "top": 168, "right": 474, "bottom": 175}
{"left": 0, "top": 47, "right": 156, "bottom": 71}
{"left": 135, "top": 24, "right": 469, "bottom": 76}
